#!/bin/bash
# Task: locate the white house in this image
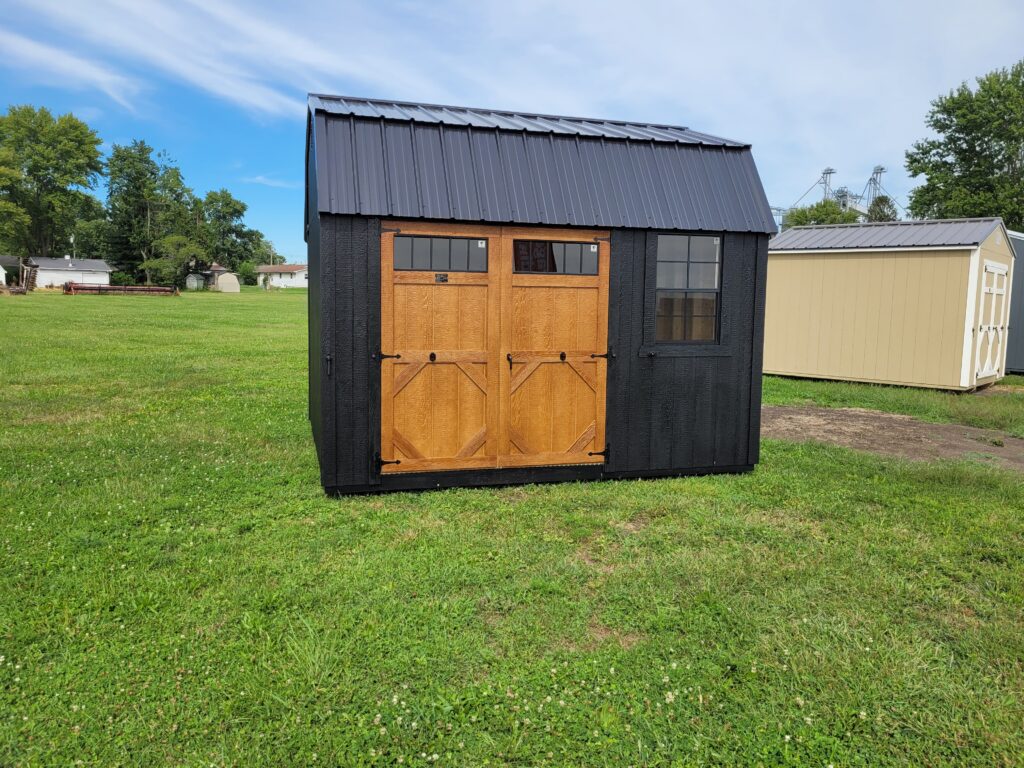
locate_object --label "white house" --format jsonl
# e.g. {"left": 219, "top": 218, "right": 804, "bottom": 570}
{"left": 257, "top": 264, "right": 307, "bottom": 288}
{"left": 31, "top": 256, "right": 112, "bottom": 288}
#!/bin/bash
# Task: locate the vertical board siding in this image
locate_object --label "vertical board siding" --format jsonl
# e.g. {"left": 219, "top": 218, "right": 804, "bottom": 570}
{"left": 1007, "top": 234, "right": 1024, "bottom": 372}
{"left": 318, "top": 215, "right": 380, "bottom": 487}
{"left": 763, "top": 248, "right": 974, "bottom": 388}
{"left": 605, "top": 230, "right": 765, "bottom": 473}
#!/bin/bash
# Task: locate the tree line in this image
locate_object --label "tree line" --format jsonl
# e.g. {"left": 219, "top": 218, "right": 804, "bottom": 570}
{"left": 783, "top": 59, "right": 1024, "bottom": 231}
{"left": 0, "top": 105, "right": 280, "bottom": 286}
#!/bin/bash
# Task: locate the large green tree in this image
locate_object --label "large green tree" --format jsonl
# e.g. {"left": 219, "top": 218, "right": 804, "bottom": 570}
{"left": 0, "top": 105, "right": 103, "bottom": 259}
{"left": 905, "top": 60, "right": 1024, "bottom": 229}
{"left": 782, "top": 199, "right": 860, "bottom": 229}
{"left": 106, "top": 140, "right": 160, "bottom": 277}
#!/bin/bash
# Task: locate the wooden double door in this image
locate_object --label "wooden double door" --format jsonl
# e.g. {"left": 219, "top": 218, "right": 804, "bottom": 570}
{"left": 380, "top": 222, "right": 609, "bottom": 474}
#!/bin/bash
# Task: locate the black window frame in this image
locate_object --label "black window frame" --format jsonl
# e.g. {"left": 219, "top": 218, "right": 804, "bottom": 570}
{"left": 512, "top": 239, "right": 600, "bottom": 275}
{"left": 392, "top": 235, "right": 488, "bottom": 273}
{"left": 640, "top": 231, "right": 731, "bottom": 357}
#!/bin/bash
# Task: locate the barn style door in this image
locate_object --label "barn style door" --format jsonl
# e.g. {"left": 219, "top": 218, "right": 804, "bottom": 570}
{"left": 499, "top": 228, "right": 609, "bottom": 467}
{"left": 976, "top": 260, "right": 1009, "bottom": 380}
{"left": 379, "top": 225, "right": 501, "bottom": 474}
{"left": 379, "top": 223, "right": 609, "bottom": 474}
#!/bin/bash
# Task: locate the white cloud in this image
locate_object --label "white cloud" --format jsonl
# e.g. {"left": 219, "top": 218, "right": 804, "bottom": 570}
{"left": 242, "top": 175, "right": 299, "bottom": 189}
{"left": 0, "top": 28, "right": 139, "bottom": 109}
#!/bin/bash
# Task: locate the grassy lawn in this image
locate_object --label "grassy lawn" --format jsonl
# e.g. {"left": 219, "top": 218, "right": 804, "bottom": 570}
{"left": 764, "top": 374, "right": 1024, "bottom": 438}
{"left": 2, "top": 291, "right": 1023, "bottom": 766}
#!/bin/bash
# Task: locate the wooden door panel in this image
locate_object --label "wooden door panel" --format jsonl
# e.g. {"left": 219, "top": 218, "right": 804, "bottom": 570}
{"left": 380, "top": 225, "right": 499, "bottom": 474}
{"left": 500, "top": 230, "right": 609, "bottom": 468}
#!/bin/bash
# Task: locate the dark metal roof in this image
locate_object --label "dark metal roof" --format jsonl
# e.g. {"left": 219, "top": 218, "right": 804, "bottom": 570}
{"left": 770, "top": 218, "right": 1004, "bottom": 251}
{"left": 30, "top": 257, "right": 112, "bottom": 271}
{"left": 307, "top": 94, "right": 776, "bottom": 234}
{"left": 0, "top": 255, "right": 20, "bottom": 268}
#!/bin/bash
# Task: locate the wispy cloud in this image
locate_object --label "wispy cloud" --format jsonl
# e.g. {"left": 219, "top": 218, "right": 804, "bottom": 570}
{"left": 0, "top": 28, "right": 139, "bottom": 109}
{"left": 242, "top": 175, "right": 299, "bottom": 189}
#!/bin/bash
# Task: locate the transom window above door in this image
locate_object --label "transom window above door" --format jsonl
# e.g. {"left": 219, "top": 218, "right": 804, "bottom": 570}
{"left": 393, "top": 236, "right": 488, "bottom": 272}
{"left": 654, "top": 234, "right": 721, "bottom": 343}
{"left": 513, "top": 240, "right": 599, "bottom": 274}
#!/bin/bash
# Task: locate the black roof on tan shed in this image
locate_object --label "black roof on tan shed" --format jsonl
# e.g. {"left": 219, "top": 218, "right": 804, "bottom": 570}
{"left": 770, "top": 218, "right": 1007, "bottom": 252}
{"left": 307, "top": 94, "right": 776, "bottom": 234}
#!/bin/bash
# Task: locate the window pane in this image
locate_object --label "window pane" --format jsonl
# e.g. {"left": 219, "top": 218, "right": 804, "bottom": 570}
{"left": 531, "top": 241, "right": 549, "bottom": 272}
{"left": 430, "top": 238, "right": 450, "bottom": 271}
{"left": 657, "top": 234, "right": 688, "bottom": 261}
{"left": 394, "top": 236, "right": 412, "bottom": 270}
{"left": 688, "top": 262, "right": 718, "bottom": 290}
{"left": 513, "top": 241, "right": 530, "bottom": 272}
{"left": 450, "top": 238, "right": 468, "bottom": 271}
{"left": 564, "top": 243, "right": 581, "bottom": 274}
{"left": 656, "top": 261, "right": 687, "bottom": 289}
{"left": 551, "top": 243, "right": 565, "bottom": 273}
{"left": 656, "top": 291, "right": 684, "bottom": 317}
{"left": 412, "top": 237, "right": 431, "bottom": 269}
{"left": 685, "top": 315, "right": 716, "bottom": 341}
{"left": 581, "top": 243, "right": 598, "bottom": 274}
{"left": 689, "top": 236, "right": 720, "bottom": 262}
{"left": 469, "top": 239, "right": 487, "bottom": 272}
{"left": 656, "top": 314, "right": 684, "bottom": 342}
{"left": 684, "top": 292, "right": 717, "bottom": 317}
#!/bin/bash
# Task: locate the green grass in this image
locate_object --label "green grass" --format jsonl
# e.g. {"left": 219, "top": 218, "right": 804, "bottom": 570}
{"left": 764, "top": 374, "right": 1024, "bottom": 438}
{"left": 2, "top": 291, "right": 1023, "bottom": 766}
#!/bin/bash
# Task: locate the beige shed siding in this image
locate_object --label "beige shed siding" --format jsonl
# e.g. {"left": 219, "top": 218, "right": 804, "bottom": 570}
{"left": 969, "top": 227, "right": 1015, "bottom": 384}
{"left": 764, "top": 248, "right": 973, "bottom": 389}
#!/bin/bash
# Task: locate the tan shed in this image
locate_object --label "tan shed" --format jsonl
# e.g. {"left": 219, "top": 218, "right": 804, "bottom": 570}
{"left": 765, "top": 218, "right": 1015, "bottom": 390}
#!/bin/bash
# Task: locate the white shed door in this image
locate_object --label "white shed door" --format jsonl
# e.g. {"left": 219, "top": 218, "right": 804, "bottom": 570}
{"left": 976, "top": 261, "right": 1009, "bottom": 380}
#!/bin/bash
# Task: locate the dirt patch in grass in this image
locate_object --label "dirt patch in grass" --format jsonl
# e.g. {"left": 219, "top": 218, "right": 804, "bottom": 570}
{"left": 587, "top": 619, "right": 642, "bottom": 649}
{"left": 763, "top": 405, "right": 1024, "bottom": 471}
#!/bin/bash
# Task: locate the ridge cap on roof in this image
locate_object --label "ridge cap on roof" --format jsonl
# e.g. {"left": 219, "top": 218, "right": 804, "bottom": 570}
{"left": 784, "top": 216, "right": 1003, "bottom": 232}
{"left": 307, "top": 92, "right": 751, "bottom": 148}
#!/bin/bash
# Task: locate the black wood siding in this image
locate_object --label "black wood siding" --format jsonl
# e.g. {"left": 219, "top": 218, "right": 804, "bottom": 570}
{"left": 311, "top": 215, "right": 768, "bottom": 493}
{"left": 312, "top": 215, "right": 380, "bottom": 488}
{"left": 604, "top": 230, "right": 768, "bottom": 474}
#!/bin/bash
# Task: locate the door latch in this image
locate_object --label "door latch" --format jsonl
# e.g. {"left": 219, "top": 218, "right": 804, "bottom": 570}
{"left": 590, "top": 347, "right": 615, "bottom": 360}
{"left": 375, "top": 350, "right": 401, "bottom": 362}
{"left": 325, "top": 353, "right": 333, "bottom": 377}
{"left": 588, "top": 443, "right": 610, "bottom": 459}
{"left": 507, "top": 353, "right": 514, "bottom": 371}
{"left": 375, "top": 452, "right": 401, "bottom": 470}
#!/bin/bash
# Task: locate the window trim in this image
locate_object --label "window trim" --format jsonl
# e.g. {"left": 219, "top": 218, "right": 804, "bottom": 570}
{"left": 640, "top": 230, "right": 732, "bottom": 357}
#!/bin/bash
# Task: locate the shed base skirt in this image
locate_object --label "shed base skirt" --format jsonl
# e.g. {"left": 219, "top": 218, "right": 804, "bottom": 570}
{"left": 324, "top": 464, "right": 754, "bottom": 495}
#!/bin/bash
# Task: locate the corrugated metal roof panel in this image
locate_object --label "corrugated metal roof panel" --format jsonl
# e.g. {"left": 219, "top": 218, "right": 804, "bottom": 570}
{"left": 309, "top": 96, "right": 776, "bottom": 233}
{"left": 770, "top": 218, "right": 1004, "bottom": 251}
{"left": 31, "top": 257, "right": 112, "bottom": 271}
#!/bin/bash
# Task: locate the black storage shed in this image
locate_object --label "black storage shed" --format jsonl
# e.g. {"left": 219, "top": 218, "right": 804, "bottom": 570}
{"left": 305, "top": 94, "right": 776, "bottom": 494}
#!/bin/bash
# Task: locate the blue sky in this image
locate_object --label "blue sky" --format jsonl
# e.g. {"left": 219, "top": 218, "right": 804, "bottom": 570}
{"left": 2, "top": 0, "right": 1023, "bottom": 262}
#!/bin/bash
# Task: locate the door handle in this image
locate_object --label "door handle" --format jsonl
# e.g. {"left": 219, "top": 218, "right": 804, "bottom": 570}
{"left": 506, "top": 353, "right": 513, "bottom": 371}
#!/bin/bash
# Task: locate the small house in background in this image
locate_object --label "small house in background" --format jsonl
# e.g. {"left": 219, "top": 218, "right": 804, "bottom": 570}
{"left": 765, "top": 218, "right": 1015, "bottom": 390}
{"left": 0, "top": 255, "right": 18, "bottom": 286}
{"left": 257, "top": 264, "right": 308, "bottom": 288}
{"left": 1007, "top": 230, "right": 1024, "bottom": 373}
{"left": 305, "top": 94, "right": 776, "bottom": 495}
{"left": 31, "top": 256, "right": 112, "bottom": 288}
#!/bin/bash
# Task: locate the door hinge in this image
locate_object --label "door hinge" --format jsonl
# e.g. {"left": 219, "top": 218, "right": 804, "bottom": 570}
{"left": 374, "top": 350, "right": 401, "bottom": 362}
{"left": 375, "top": 452, "right": 401, "bottom": 470}
{"left": 588, "top": 443, "right": 610, "bottom": 459}
{"left": 590, "top": 347, "right": 615, "bottom": 360}
{"left": 325, "top": 353, "right": 333, "bottom": 377}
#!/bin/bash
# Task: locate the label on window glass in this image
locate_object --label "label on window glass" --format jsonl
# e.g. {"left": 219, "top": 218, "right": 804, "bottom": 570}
{"left": 713, "top": 237, "right": 719, "bottom": 244}
{"left": 477, "top": 240, "right": 485, "bottom": 248}
{"left": 589, "top": 244, "right": 598, "bottom": 252}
